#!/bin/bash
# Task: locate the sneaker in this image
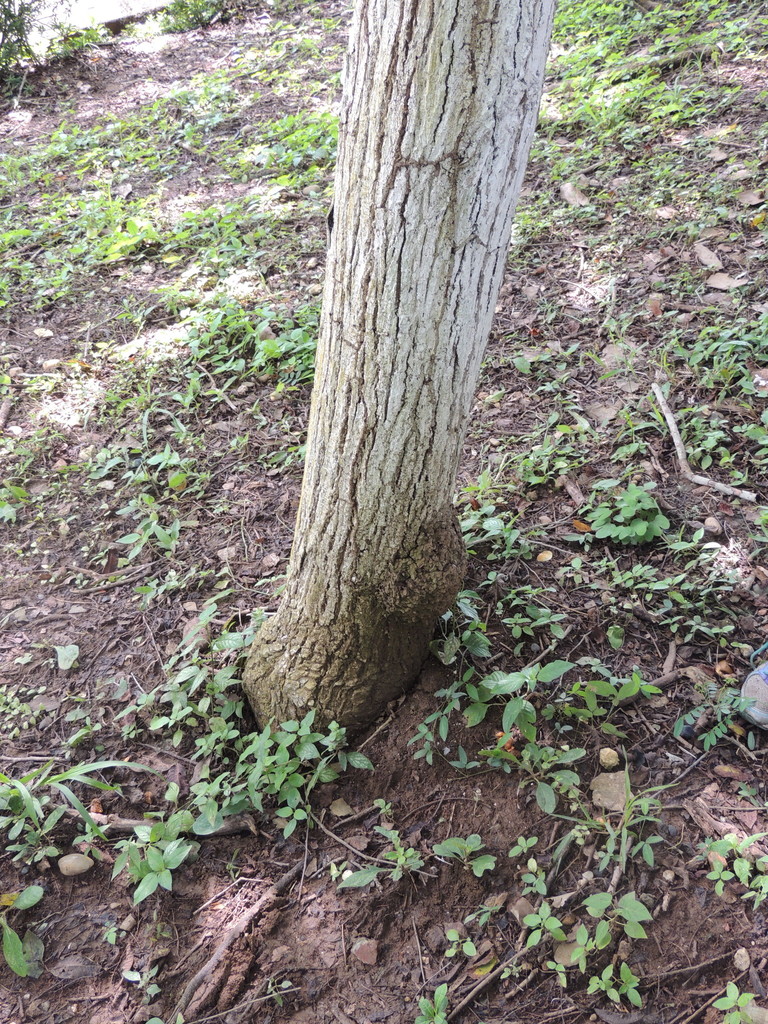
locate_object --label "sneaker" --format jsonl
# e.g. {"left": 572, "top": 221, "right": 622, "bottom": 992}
{"left": 741, "top": 664, "right": 768, "bottom": 729}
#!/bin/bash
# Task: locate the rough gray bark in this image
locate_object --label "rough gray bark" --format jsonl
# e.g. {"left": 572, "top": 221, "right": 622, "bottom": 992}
{"left": 243, "top": 0, "right": 556, "bottom": 731}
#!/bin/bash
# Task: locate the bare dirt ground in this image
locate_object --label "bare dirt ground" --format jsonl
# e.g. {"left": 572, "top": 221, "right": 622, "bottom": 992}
{"left": 1, "top": 3, "right": 768, "bottom": 1024}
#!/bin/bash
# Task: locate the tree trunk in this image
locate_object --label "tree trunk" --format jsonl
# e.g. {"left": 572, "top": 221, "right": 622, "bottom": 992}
{"left": 243, "top": 0, "right": 555, "bottom": 732}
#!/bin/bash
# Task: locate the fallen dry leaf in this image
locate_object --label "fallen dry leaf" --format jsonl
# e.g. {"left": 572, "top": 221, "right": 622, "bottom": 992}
{"left": 736, "top": 189, "right": 763, "bottom": 206}
{"left": 706, "top": 272, "right": 746, "bottom": 290}
{"left": 713, "top": 764, "right": 750, "bottom": 782}
{"left": 560, "top": 182, "right": 590, "bottom": 207}
{"left": 572, "top": 519, "right": 592, "bottom": 533}
{"left": 693, "top": 242, "right": 723, "bottom": 269}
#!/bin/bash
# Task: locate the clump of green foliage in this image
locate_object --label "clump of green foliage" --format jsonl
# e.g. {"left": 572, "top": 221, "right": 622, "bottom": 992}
{"left": 585, "top": 481, "right": 670, "bottom": 545}
{"left": 0, "top": 0, "right": 45, "bottom": 72}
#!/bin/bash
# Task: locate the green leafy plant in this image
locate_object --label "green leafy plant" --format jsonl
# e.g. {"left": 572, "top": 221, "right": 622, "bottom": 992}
{"left": 337, "top": 826, "right": 424, "bottom": 889}
{"left": 415, "top": 983, "right": 449, "bottom": 1024}
{"left": 112, "top": 811, "right": 199, "bottom": 904}
{"left": 432, "top": 834, "right": 497, "bottom": 877}
{"left": 430, "top": 590, "right": 491, "bottom": 664}
{"left": 584, "top": 480, "right": 670, "bottom": 545}
{"left": 187, "top": 710, "right": 373, "bottom": 839}
{"left": 701, "top": 833, "right": 768, "bottom": 909}
{"left": 0, "top": 759, "right": 145, "bottom": 863}
{"left": 508, "top": 836, "right": 547, "bottom": 896}
{"left": 0, "top": 885, "right": 44, "bottom": 977}
{"left": 480, "top": 740, "right": 585, "bottom": 813}
{"left": 0, "top": 0, "right": 46, "bottom": 72}
{"left": 587, "top": 961, "right": 643, "bottom": 1007}
{"left": 545, "top": 664, "right": 661, "bottom": 738}
{"left": 160, "top": 0, "right": 227, "bottom": 30}
{"left": 674, "top": 686, "right": 756, "bottom": 752}
{"left": 714, "top": 982, "right": 757, "bottom": 1024}
{"left": 444, "top": 928, "right": 476, "bottom": 958}
{"left": 523, "top": 901, "right": 567, "bottom": 948}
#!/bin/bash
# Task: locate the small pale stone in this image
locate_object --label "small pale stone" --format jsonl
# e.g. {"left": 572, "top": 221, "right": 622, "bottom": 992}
{"left": 599, "top": 748, "right": 620, "bottom": 770}
{"left": 119, "top": 914, "right": 137, "bottom": 933}
{"left": 510, "top": 897, "right": 535, "bottom": 926}
{"left": 58, "top": 854, "right": 94, "bottom": 877}
{"left": 704, "top": 516, "right": 723, "bottom": 535}
{"left": 41, "top": 359, "right": 62, "bottom": 370}
{"left": 330, "top": 798, "right": 354, "bottom": 817}
{"left": 351, "top": 938, "right": 379, "bottom": 965}
{"left": 553, "top": 941, "right": 579, "bottom": 967}
{"left": 744, "top": 1003, "right": 768, "bottom": 1024}
{"left": 662, "top": 869, "right": 675, "bottom": 883}
{"left": 590, "top": 772, "right": 627, "bottom": 812}
{"left": 734, "top": 947, "right": 751, "bottom": 971}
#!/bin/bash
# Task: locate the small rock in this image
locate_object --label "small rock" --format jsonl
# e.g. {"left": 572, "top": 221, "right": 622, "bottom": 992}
{"left": 599, "top": 748, "right": 620, "bottom": 770}
{"left": 744, "top": 1003, "right": 768, "bottom": 1024}
{"left": 590, "top": 772, "right": 627, "bottom": 812}
{"left": 119, "top": 914, "right": 137, "bottom": 933}
{"left": 552, "top": 941, "right": 579, "bottom": 967}
{"left": 662, "top": 869, "right": 676, "bottom": 883}
{"left": 41, "top": 358, "right": 62, "bottom": 371}
{"left": 215, "top": 545, "right": 238, "bottom": 562}
{"left": 58, "top": 854, "right": 94, "bottom": 877}
{"left": 734, "top": 947, "right": 751, "bottom": 971}
{"left": 351, "top": 938, "right": 378, "bottom": 965}
{"left": 704, "top": 516, "right": 723, "bottom": 535}
{"left": 510, "top": 897, "right": 535, "bottom": 926}
{"left": 330, "top": 798, "right": 354, "bottom": 817}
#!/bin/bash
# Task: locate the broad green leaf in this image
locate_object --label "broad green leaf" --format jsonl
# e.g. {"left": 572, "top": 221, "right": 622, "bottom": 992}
{"left": 337, "top": 866, "right": 383, "bottom": 889}
{"left": 346, "top": 752, "right": 374, "bottom": 770}
{"left": 471, "top": 855, "right": 497, "bottom": 877}
{"left": 583, "top": 892, "right": 613, "bottom": 916}
{"left": 622, "top": 920, "right": 647, "bottom": 939}
{"left": 13, "top": 886, "right": 44, "bottom": 911}
{"left": 133, "top": 873, "right": 160, "bottom": 904}
{"left": 535, "top": 781, "right": 556, "bottom": 814}
{"left": 1, "top": 918, "right": 29, "bottom": 977}
{"left": 54, "top": 645, "right": 79, "bottom": 670}
{"left": 607, "top": 625, "right": 624, "bottom": 650}
{"left": 537, "top": 660, "right": 574, "bottom": 683}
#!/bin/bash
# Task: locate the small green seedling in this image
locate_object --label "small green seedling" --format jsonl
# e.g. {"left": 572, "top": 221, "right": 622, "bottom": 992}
{"left": 587, "top": 961, "right": 643, "bottom": 1007}
{"left": 445, "top": 928, "right": 477, "bottom": 958}
{"left": 112, "top": 811, "right": 198, "bottom": 904}
{"left": 432, "top": 834, "right": 497, "bottom": 877}
{"left": 337, "top": 827, "right": 424, "bottom": 889}
{"left": 713, "top": 982, "right": 756, "bottom": 1024}
{"left": 415, "top": 983, "right": 449, "bottom": 1024}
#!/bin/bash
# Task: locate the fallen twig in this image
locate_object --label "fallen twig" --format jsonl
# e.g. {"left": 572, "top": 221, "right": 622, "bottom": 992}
{"left": 651, "top": 384, "right": 757, "bottom": 502}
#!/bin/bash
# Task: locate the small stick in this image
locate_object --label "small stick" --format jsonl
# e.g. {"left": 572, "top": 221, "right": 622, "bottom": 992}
{"left": 412, "top": 914, "right": 426, "bottom": 985}
{"left": 651, "top": 384, "right": 757, "bottom": 502}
